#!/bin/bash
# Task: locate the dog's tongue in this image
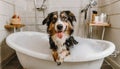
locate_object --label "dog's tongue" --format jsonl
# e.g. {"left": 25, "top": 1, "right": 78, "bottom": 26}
{"left": 57, "top": 32, "right": 63, "bottom": 39}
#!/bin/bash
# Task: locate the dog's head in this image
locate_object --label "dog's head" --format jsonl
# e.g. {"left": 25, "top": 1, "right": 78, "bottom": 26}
{"left": 42, "top": 10, "right": 76, "bottom": 37}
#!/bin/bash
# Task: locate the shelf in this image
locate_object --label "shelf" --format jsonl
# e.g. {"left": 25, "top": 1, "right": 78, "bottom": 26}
{"left": 89, "top": 23, "right": 110, "bottom": 27}
{"left": 5, "top": 24, "right": 25, "bottom": 29}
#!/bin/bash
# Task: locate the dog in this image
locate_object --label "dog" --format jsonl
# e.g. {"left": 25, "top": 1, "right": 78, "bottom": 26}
{"left": 42, "top": 10, "right": 78, "bottom": 65}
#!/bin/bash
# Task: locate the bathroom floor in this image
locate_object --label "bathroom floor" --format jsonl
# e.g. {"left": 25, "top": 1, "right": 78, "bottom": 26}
{"left": 3, "top": 56, "right": 113, "bottom": 69}
{"left": 101, "top": 61, "right": 113, "bottom": 69}
{"left": 3, "top": 56, "right": 23, "bottom": 69}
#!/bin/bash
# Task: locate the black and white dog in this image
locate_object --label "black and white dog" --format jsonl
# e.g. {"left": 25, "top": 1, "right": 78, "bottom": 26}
{"left": 42, "top": 10, "right": 78, "bottom": 65}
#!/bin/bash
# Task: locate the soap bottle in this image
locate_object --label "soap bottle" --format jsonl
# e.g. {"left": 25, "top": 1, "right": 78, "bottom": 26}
{"left": 92, "top": 10, "right": 97, "bottom": 23}
{"left": 100, "top": 13, "right": 107, "bottom": 23}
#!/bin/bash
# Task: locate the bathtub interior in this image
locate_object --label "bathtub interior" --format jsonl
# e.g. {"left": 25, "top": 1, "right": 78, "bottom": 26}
{"left": 7, "top": 32, "right": 115, "bottom": 62}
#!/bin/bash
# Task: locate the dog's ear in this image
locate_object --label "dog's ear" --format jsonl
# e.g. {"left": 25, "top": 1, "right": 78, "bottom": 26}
{"left": 42, "top": 12, "right": 57, "bottom": 26}
{"left": 65, "top": 11, "right": 76, "bottom": 23}
{"left": 42, "top": 14, "right": 51, "bottom": 26}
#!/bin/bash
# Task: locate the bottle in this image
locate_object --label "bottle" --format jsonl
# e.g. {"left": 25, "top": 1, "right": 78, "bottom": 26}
{"left": 100, "top": 13, "right": 107, "bottom": 23}
{"left": 92, "top": 10, "right": 97, "bottom": 23}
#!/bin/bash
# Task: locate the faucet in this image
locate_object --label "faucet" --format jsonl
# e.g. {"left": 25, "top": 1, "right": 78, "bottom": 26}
{"left": 36, "top": 0, "right": 47, "bottom": 11}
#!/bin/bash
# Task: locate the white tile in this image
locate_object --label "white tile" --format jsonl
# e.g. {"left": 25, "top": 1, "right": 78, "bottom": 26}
{"left": 0, "top": 1, "right": 14, "bottom": 16}
{"left": 36, "top": 11, "right": 44, "bottom": 18}
{"left": 25, "top": 12, "right": 35, "bottom": 18}
{"left": 104, "top": 28, "right": 120, "bottom": 49}
{"left": 3, "top": 0, "right": 14, "bottom": 4}
{"left": 100, "top": 1, "right": 120, "bottom": 15}
{"left": 48, "top": 0, "right": 82, "bottom": 8}
{"left": 15, "top": 7, "right": 26, "bottom": 15}
{"left": 14, "top": 0, "right": 27, "bottom": 10}
{"left": 0, "top": 16, "right": 7, "bottom": 31}
{"left": 24, "top": 17, "right": 35, "bottom": 24}
{"left": 109, "top": 15, "right": 120, "bottom": 28}
{"left": 0, "top": 31, "right": 9, "bottom": 45}
{"left": 37, "top": 18, "right": 44, "bottom": 24}
{"left": 21, "top": 17, "right": 27, "bottom": 24}
{"left": 98, "top": 0, "right": 118, "bottom": 7}
{"left": 26, "top": 0, "right": 35, "bottom": 12}
{"left": 47, "top": 7, "right": 79, "bottom": 17}
{"left": 37, "top": 25, "right": 47, "bottom": 31}
{"left": 22, "top": 25, "right": 36, "bottom": 31}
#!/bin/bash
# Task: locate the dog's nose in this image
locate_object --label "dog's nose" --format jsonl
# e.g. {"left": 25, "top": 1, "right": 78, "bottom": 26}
{"left": 57, "top": 24, "right": 63, "bottom": 30}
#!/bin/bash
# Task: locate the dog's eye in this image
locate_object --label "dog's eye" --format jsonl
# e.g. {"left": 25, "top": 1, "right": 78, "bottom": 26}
{"left": 52, "top": 18, "right": 57, "bottom": 23}
{"left": 61, "top": 16, "right": 68, "bottom": 22}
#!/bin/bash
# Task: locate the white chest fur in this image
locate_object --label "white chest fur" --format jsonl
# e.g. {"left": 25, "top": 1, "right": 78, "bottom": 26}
{"left": 52, "top": 34, "right": 69, "bottom": 47}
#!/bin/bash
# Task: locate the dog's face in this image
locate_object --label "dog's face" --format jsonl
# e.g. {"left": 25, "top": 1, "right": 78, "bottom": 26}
{"left": 42, "top": 10, "right": 76, "bottom": 36}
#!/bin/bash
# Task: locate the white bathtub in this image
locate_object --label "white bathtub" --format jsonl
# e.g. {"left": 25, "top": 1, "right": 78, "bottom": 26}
{"left": 6, "top": 31, "right": 115, "bottom": 69}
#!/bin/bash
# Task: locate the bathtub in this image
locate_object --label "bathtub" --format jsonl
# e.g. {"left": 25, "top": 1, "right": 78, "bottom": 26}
{"left": 6, "top": 31, "right": 115, "bottom": 69}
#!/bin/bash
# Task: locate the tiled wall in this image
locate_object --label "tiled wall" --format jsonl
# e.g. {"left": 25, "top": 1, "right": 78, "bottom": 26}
{"left": 14, "top": 0, "right": 37, "bottom": 31}
{"left": 98, "top": 0, "right": 120, "bottom": 68}
{"left": 24, "top": 0, "right": 99, "bottom": 36}
{"left": 16, "top": 0, "right": 97, "bottom": 36}
{"left": 15, "top": 0, "right": 99, "bottom": 36}
{"left": 0, "top": 0, "right": 15, "bottom": 65}
{"left": 14, "top": 0, "right": 47, "bottom": 32}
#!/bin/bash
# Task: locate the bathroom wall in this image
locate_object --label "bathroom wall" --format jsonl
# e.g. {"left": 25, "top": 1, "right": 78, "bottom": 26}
{"left": 14, "top": 0, "right": 48, "bottom": 32}
{"left": 0, "top": 0, "right": 15, "bottom": 67}
{"left": 98, "top": 0, "right": 120, "bottom": 69}
{"left": 14, "top": 0, "right": 37, "bottom": 31}
{"left": 14, "top": 0, "right": 99, "bottom": 36}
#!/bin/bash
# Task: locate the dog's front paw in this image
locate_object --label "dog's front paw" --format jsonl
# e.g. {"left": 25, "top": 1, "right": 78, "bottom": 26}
{"left": 66, "top": 51, "right": 70, "bottom": 56}
{"left": 56, "top": 58, "right": 64, "bottom": 66}
{"left": 57, "top": 62, "right": 61, "bottom": 66}
{"left": 56, "top": 60, "right": 63, "bottom": 66}
{"left": 70, "top": 36, "right": 78, "bottom": 45}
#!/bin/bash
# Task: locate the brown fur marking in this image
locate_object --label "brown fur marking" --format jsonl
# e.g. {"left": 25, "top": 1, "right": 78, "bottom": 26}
{"left": 52, "top": 50, "right": 59, "bottom": 62}
{"left": 48, "top": 22, "right": 56, "bottom": 36}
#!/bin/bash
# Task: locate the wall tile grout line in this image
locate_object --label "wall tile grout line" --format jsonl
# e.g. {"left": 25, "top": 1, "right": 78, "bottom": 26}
{"left": 0, "top": 14, "right": 12, "bottom": 17}
{"left": 98, "top": 0, "right": 120, "bottom": 8}
{"left": 22, "top": 17, "right": 44, "bottom": 18}
{"left": 1, "top": 0, "right": 15, "bottom": 13}
{"left": 1, "top": 0, "right": 15, "bottom": 6}
{"left": 108, "top": 13, "right": 120, "bottom": 16}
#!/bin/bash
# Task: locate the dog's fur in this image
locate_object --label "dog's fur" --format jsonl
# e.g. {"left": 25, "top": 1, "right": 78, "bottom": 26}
{"left": 42, "top": 10, "right": 78, "bottom": 65}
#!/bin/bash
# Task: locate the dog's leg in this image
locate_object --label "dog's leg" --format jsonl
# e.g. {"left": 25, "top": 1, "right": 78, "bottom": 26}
{"left": 60, "top": 49, "right": 70, "bottom": 57}
{"left": 52, "top": 50, "right": 62, "bottom": 65}
{"left": 70, "top": 36, "right": 78, "bottom": 45}
{"left": 58, "top": 49, "right": 70, "bottom": 65}
{"left": 52, "top": 49, "right": 70, "bottom": 65}
{"left": 49, "top": 37, "right": 58, "bottom": 50}
{"left": 52, "top": 50, "right": 59, "bottom": 62}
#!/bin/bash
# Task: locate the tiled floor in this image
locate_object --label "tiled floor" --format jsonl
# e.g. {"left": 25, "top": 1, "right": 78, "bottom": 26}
{"left": 3, "top": 56, "right": 113, "bottom": 69}
{"left": 101, "top": 61, "right": 113, "bottom": 69}
{"left": 3, "top": 57, "right": 23, "bottom": 69}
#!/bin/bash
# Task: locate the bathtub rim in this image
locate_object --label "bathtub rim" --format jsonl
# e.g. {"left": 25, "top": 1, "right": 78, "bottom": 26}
{"left": 6, "top": 31, "right": 115, "bottom": 62}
